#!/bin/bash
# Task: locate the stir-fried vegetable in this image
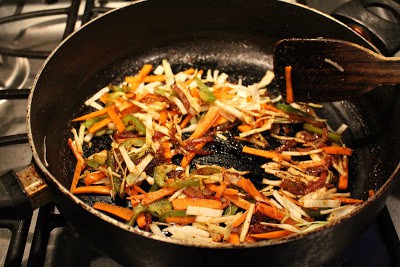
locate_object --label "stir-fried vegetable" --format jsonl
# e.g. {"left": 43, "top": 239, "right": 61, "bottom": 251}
{"left": 67, "top": 60, "right": 365, "bottom": 244}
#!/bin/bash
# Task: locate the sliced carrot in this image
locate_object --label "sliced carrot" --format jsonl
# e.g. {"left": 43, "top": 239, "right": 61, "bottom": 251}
{"left": 93, "top": 202, "right": 134, "bottom": 221}
{"left": 188, "top": 106, "right": 220, "bottom": 140}
{"left": 67, "top": 138, "right": 84, "bottom": 167}
{"left": 73, "top": 185, "right": 111, "bottom": 195}
{"left": 165, "top": 216, "right": 196, "bottom": 225}
{"left": 256, "top": 202, "right": 295, "bottom": 225}
{"left": 223, "top": 194, "right": 252, "bottom": 210}
{"left": 143, "top": 75, "right": 166, "bottom": 83}
{"left": 242, "top": 146, "right": 291, "bottom": 161}
{"left": 70, "top": 161, "right": 82, "bottom": 192}
{"left": 206, "top": 184, "right": 239, "bottom": 196}
{"left": 141, "top": 187, "right": 178, "bottom": 206}
{"left": 238, "top": 124, "right": 253, "bottom": 133}
{"left": 159, "top": 109, "right": 168, "bottom": 125}
{"left": 181, "top": 142, "right": 206, "bottom": 168}
{"left": 71, "top": 107, "right": 110, "bottom": 122}
{"left": 322, "top": 146, "right": 353, "bottom": 156}
{"left": 161, "top": 140, "right": 172, "bottom": 159}
{"left": 228, "top": 233, "right": 240, "bottom": 244}
{"left": 136, "top": 212, "right": 148, "bottom": 229}
{"left": 244, "top": 235, "right": 257, "bottom": 243}
{"left": 99, "top": 93, "right": 109, "bottom": 104}
{"left": 211, "top": 115, "right": 229, "bottom": 127}
{"left": 213, "top": 87, "right": 234, "bottom": 100}
{"left": 171, "top": 198, "right": 223, "bottom": 210}
{"left": 368, "top": 189, "right": 375, "bottom": 198}
{"left": 250, "top": 229, "right": 293, "bottom": 239}
{"left": 285, "top": 66, "right": 294, "bottom": 103}
{"left": 107, "top": 107, "right": 125, "bottom": 133}
{"left": 334, "top": 197, "right": 363, "bottom": 204}
{"left": 125, "top": 64, "right": 153, "bottom": 91}
{"left": 84, "top": 171, "right": 107, "bottom": 186}
{"left": 181, "top": 106, "right": 220, "bottom": 167}
{"left": 134, "top": 91, "right": 150, "bottom": 102}
{"left": 260, "top": 103, "right": 283, "bottom": 113}
{"left": 237, "top": 177, "right": 265, "bottom": 202}
{"left": 232, "top": 212, "right": 248, "bottom": 228}
{"left": 183, "top": 68, "right": 196, "bottom": 75}
{"left": 88, "top": 117, "right": 112, "bottom": 134}
{"left": 214, "top": 182, "right": 228, "bottom": 199}
{"left": 179, "top": 113, "right": 193, "bottom": 129}
{"left": 338, "top": 157, "right": 349, "bottom": 190}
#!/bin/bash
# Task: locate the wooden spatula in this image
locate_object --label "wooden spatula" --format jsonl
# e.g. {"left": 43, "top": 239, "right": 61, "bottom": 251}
{"left": 273, "top": 38, "right": 400, "bottom": 102}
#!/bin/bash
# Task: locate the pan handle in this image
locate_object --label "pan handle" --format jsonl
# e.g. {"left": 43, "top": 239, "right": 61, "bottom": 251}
{"left": 332, "top": 0, "right": 400, "bottom": 56}
{"left": 0, "top": 164, "right": 52, "bottom": 219}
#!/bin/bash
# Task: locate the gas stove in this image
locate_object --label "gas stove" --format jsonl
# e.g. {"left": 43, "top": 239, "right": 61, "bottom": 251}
{"left": 0, "top": 0, "right": 399, "bottom": 266}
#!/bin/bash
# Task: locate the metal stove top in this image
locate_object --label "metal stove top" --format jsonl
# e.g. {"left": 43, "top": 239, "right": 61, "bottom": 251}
{"left": 0, "top": 0, "right": 399, "bottom": 266}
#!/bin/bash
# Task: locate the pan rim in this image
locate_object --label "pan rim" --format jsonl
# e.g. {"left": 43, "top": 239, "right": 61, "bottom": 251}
{"left": 26, "top": 0, "right": 398, "bottom": 250}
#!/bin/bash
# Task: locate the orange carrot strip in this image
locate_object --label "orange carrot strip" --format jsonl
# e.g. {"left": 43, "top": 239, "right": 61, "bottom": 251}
{"left": 228, "top": 233, "right": 240, "bottom": 244}
{"left": 206, "top": 184, "right": 239, "bottom": 196}
{"left": 134, "top": 91, "right": 150, "bottom": 102}
{"left": 260, "top": 103, "right": 283, "bottom": 113}
{"left": 73, "top": 185, "right": 111, "bottom": 195}
{"left": 179, "top": 114, "right": 193, "bottom": 129}
{"left": 125, "top": 64, "right": 153, "bottom": 91}
{"left": 338, "top": 157, "right": 349, "bottom": 190}
{"left": 181, "top": 142, "right": 206, "bottom": 168}
{"left": 322, "top": 146, "right": 353, "bottom": 156}
{"left": 161, "top": 140, "right": 172, "bottom": 159}
{"left": 242, "top": 146, "right": 291, "bottom": 161}
{"left": 244, "top": 235, "right": 257, "bottom": 243}
{"left": 256, "top": 202, "right": 295, "bottom": 225}
{"left": 368, "top": 189, "right": 375, "bottom": 198}
{"left": 107, "top": 107, "right": 125, "bottom": 133}
{"left": 215, "top": 183, "right": 228, "bottom": 199}
{"left": 232, "top": 212, "right": 248, "bottom": 228}
{"left": 171, "top": 198, "right": 223, "bottom": 210}
{"left": 133, "top": 185, "right": 147, "bottom": 195}
{"left": 143, "top": 75, "right": 166, "bottom": 83}
{"left": 136, "top": 213, "right": 148, "bottom": 228}
{"left": 334, "top": 197, "right": 363, "bottom": 204}
{"left": 93, "top": 202, "right": 134, "bottom": 221}
{"left": 88, "top": 117, "right": 112, "bottom": 134}
{"left": 285, "top": 66, "right": 294, "bottom": 103}
{"left": 159, "top": 109, "right": 168, "bottom": 125}
{"left": 165, "top": 216, "right": 196, "bottom": 225}
{"left": 183, "top": 68, "right": 196, "bottom": 75}
{"left": 223, "top": 194, "right": 251, "bottom": 210}
{"left": 212, "top": 115, "right": 229, "bottom": 127}
{"left": 71, "top": 107, "right": 110, "bottom": 122}
{"left": 84, "top": 171, "right": 107, "bottom": 186}
{"left": 67, "top": 138, "right": 84, "bottom": 167}
{"left": 213, "top": 87, "right": 234, "bottom": 100}
{"left": 250, "top": 229, "right": 293, "bottom": 239}
{"left": 141, "top": 187, "right": 178, "bottom": 206}
{"left": 181, "top": 106, "right": 220, "bottom": 167}
{"left": 99, "top": 93, "right": 109, "bottom": 104}
{"left": 189, "top": 106, "right": 220, "bottom": 140}
{"left": 70, "top": 161, "right": 82, "bottom": 192}
{"left": 238, "top": 124, "right": 253, "bottom": 133}
{"left": 237, "top": 177, "right": 265, "bottom": 202}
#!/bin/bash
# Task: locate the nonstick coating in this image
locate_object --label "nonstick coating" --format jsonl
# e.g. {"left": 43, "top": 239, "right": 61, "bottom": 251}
{"left": 27, "top": 0, "right": 400, "bottom": 265}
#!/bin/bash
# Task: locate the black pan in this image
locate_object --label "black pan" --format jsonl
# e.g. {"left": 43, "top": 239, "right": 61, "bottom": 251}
{"left": 11, "top": 0, "right": 400, "bottom": 265}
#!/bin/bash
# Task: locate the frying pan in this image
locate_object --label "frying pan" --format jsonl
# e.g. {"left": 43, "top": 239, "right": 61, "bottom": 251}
{"left": 1, "top": 0, "right": 400, "bottom": 266}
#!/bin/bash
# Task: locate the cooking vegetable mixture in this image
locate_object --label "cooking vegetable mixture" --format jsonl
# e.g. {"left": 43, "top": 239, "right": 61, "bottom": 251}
{"left": 68, "top": 59, "right": 365, "bottom": 244}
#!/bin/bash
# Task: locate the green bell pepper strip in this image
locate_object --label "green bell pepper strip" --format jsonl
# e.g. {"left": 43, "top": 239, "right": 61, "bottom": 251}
{"left": 303, "top": 123, "right": 341, "bottom": 143}
{"left": 120, "top": 137, "right": 146, "bottom": 150}
{"left": 84, "top": 117, "right": 102, "bottom": 129}
{"left": 224, "top": 204, "right": 239, "bottom": 216}
{"left": 276, "top": 103, "right": 311, "bottom": 118}
{"left": 85, "top": 159, "right": 100, "bottom": 169}
{"left": 127, "top": 204, "right": 147, "bottom": 226}
{"left": 122, "top": 114, "right": 146, "bottom": 135}
{"left": 147, "top": 199, "right": 173, "bottom": 217}
{"left": 195, "top": 77, "right": 216, "bottom": 104}
{"left": 154, "top": 165, "right": 200, "bottom": 189}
